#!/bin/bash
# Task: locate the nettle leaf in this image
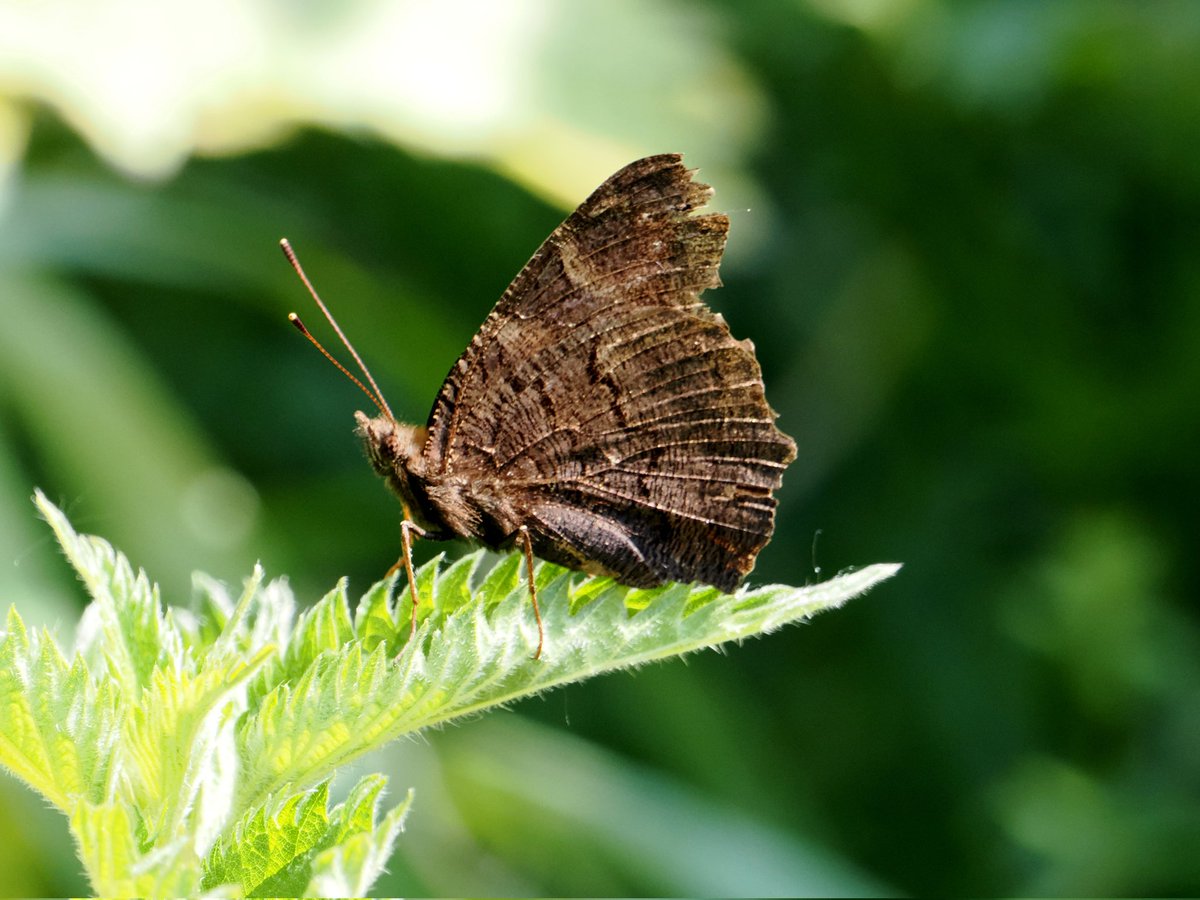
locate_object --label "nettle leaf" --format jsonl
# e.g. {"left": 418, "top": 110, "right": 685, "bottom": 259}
{"left": 303, "top": 779, "right": 411, "bottom": 898}
{"left": 243, "top": 578, "right": 358, "bottom": 712}
{"left": 0, "top": 607, "right": 119, "bottom": 808}
{"left": 38, "top": 488, "right": 181, "bottom": 692}
{"left": 202, "top": 776, "right": 411, "bottom": 897}
{"left": 72, "top": 801, "right": 200, "bottom": 898}
{"left": 121, "top": 659, "right": 260, "bottom": 852}
{"left": 8, "top": 490, "right": 896, "bottom": 897}
{"left": 193, "top": 568, "right": 298, "bottom": 663}
{"left": 234, "top": 548, "right": 900, "bottom": 813}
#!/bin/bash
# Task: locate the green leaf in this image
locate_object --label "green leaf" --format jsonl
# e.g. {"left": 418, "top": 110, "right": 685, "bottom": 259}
{"left": 202, "top": 776, "right": 411, "bottom": 897}
{"left": 72, "top": 800, "right": 202, "bottom": 898}
{"left": 242, "top": 577, "right": 358, "bottom": 713}
{"left": 121, "top": 663, "right": 254, "bottom": 852}
{"left": 12, "top": 491, "right": 894, "bottom": 897}
{"left": 0, "top": 606, "right": 119, "bottom": 809}
{"left": 234, "top": 551, "right": 899, "bottom": 812}
{"left": 36, "top": 486, "right": 180, "bottom": 693}
{"left": 304, "top": 784, "right": 410, "bottom": 898}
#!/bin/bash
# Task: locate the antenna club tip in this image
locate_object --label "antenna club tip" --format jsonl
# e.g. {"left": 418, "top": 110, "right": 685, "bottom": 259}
{"left": 288, "top": 312, "right": 309, "bottom": 334}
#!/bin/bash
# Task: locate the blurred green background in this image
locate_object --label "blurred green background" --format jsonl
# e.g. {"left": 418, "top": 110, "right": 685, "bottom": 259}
{"left": 2, "top": 0, "right": 1199, "bottom": 895}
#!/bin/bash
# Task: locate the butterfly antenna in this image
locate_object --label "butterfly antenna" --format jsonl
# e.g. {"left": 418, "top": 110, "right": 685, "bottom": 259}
{"left": 280, "top": 238, "right": 396, "bottom": 421}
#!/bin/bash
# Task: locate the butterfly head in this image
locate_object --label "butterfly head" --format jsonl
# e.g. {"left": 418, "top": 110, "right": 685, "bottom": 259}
{"left": 355, "top": 410, "right": 429, "bottom": 509}
{"left": 355, "top": 410, "right": 425, "bottom": 474}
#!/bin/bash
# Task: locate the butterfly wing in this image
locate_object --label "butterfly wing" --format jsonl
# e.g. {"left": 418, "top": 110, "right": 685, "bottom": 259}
{"left": 422, "top": 154, "right": 796, "bottom": 589}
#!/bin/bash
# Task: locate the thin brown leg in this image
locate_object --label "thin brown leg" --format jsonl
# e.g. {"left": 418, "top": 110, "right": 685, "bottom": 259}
{"left": 517, "top": 525, "right": 544, "bottom": 660}
{"left": 392, "top": 518, "right": 425, "bottom": 645}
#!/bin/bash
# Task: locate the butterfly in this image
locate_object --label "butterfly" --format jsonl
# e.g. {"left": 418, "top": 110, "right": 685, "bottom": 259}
{"left": 285, "top": 153, "right": 796, "bottom": 658}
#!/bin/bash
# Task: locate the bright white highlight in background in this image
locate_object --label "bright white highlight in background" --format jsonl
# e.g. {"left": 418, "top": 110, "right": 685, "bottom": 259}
{"left": 0, "top": 0, "right": 761, "bottom": 206}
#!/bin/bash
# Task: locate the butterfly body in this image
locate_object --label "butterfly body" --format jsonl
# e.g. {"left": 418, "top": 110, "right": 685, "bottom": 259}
{"left": 356, "top": 411, "right": 521, "bottom": 541}
{"left": 353, "top": 154, "right": 797, "bottom": 596}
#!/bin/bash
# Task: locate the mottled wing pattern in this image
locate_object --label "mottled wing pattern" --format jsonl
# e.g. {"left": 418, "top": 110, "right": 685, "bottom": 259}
{"left": 424, "top": 154, "right": 796, "bottom": 590}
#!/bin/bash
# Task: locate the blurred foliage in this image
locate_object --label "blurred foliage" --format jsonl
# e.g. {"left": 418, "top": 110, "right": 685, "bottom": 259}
{"left": 2, "top": 0, "right": 1199, "bottom": 895}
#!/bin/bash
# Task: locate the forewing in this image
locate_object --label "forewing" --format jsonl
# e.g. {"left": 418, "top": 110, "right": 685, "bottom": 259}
{"left": 423, "top": 154, "right": 796, "bottom": 589}
{"left": 424, "top": 154, "right": 722, "bottom": 464}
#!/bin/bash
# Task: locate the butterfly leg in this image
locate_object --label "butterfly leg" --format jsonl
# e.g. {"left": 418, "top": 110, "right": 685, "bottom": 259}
{"left": 517, "top": 525, "right": 545, "bottom": 660}
{"left": 385, "top": 517, "right": 427, "bottom": 645}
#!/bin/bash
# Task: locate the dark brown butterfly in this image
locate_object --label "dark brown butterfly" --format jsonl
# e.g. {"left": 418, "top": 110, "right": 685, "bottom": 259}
{"left": 285, "top": 154, "right": 796, "bottom": 658}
